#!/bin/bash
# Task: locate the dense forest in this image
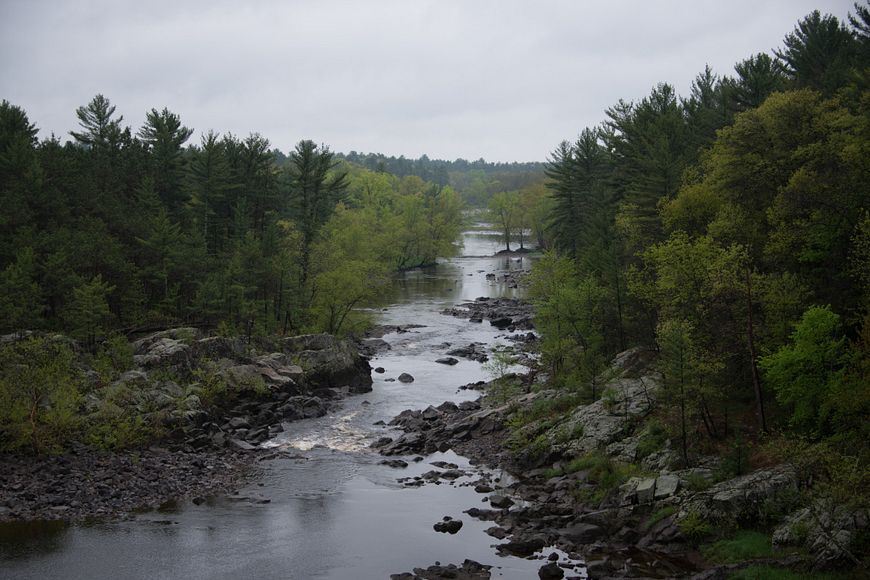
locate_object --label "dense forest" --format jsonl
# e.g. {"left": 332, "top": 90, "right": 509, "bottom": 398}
{"left": 525, "top": 2, "right": 869, "bottom": 521}
{"left": 0, "top": 100, "right": 464, "bottom": 342}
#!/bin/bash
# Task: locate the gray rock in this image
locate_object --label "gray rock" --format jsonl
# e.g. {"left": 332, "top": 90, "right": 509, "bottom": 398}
{"left": 489, "top": 494, "right": 514, "bottom": 509}
{"left": 773, "top": 501, "right": 869, "bottom": 569}
{"left": 636, "top": 478, "right": 656, "bottom": 504}
{"left": 280, "top": 333, "right": 372, "bottom": 393}
{"left": 654, "top": 474, "right": 679, "bottom": 499}
{"left": 559, "top": 523, "right": 605, "bottom": 544}
{"left": 398, "top": 373, "right": 415, "bottom": 383}
{"left": 435, "top": 357, "right": 459, "bottom": 365}
{"left": 228, "top": 438, "right": 256, "bottom": 451}
{"left": 228, "top": 417, "right": 250, "bottom": 430}
{"left": 678, "top": 465, "right": 798, "bottom": 525}
{"left": 538, "top": 562, "right": 564, "bottom": 580}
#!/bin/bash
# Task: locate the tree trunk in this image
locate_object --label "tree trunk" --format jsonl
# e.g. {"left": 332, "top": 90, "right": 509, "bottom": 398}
{"left": 745, "top": 268, "right": 767, "bottom": 433}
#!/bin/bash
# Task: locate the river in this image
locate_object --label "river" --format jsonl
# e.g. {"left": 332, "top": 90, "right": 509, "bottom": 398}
{"left": 0, "top": 226, "right": 565, "bottom": 580}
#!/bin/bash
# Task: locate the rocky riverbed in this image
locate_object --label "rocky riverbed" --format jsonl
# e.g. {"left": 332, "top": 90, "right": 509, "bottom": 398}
{"left": 0, "top": 445, "right": 259, "bottom": 522}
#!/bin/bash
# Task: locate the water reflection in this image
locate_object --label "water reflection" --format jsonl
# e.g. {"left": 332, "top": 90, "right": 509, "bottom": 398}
{"left": 0, "top": 520, "right": 69, "bottom": 560}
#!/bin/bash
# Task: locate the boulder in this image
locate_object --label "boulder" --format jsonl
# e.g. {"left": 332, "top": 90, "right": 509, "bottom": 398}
{"left": 654, "top": 474, "right": 679, "bottom": 500}
{"left": 496, "top": 537, "right": 546, "bottom": 557}
{"left": 773, "top": 501, "right": 869, "bottom": 570}
{"left": 280, "top": 333, "right": 372, "bottom": 393}
{"left": 538, "top": 562, "right": 564, "bottom": 580}
{"left": 398, "top": 373, "right": 415, "bottom": 383}
{"left": 678, "top": 465, "right": 798, "bottom": 526}
{"left": 558, "top": 522, "right": 605, "bottom": 544}
{"left": 635, "top": 478, "right": 656, "bottom": 504}
{"left": 489, "top": 494, "right": 514, "bottom": 509}
{"left": 435, "top": 357, "right": 459, "bottom": 365}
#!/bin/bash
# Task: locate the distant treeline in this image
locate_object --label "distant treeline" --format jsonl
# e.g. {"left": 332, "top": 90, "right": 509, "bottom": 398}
{"left": 334, "top": 151, "right": 545, "bottom": 207}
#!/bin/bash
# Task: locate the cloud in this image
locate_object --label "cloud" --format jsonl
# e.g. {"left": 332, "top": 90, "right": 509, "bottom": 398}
{"left": 0, "top": 0, "right": 854, "bottom": 161}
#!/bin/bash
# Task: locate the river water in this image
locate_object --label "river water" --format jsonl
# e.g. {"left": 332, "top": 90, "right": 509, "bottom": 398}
{"left": 1, "top": 227, "right": 565, "bottom": 580}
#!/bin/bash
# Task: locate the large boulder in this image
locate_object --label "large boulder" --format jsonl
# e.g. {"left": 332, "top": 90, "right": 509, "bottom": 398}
{"left": 773, "top": 500, "right": 869, "bottom": 570}
{"left": 280, "top": 334, "right": 372, "bottom": 393}
{"left": 677, "top": 465, "right": 798, "bottom": 526}
{"left": 132, "top": 336, "right": 191, "bottom": 370}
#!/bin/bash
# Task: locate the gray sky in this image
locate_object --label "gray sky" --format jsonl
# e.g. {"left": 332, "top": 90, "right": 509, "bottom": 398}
{"left": 0, "top": 0, "right": 856, "bottom": 162}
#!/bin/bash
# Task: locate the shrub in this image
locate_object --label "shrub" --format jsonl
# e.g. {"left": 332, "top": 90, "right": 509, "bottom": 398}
{"left": 92, "top": 334, "right": 134, "bottom": 383}
{"left": 0, "top": 336, "right": 83, "bottom": 453}
{"left": 679, "top": 510, "right": 713, "bottom": 542}
{"left": 636, "top": 419, "right": 668, "bottom": 459}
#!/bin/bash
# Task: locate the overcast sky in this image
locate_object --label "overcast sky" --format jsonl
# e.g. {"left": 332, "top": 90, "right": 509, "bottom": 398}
{"left": 0, "top": 0, "right": 856, "bottom": 162}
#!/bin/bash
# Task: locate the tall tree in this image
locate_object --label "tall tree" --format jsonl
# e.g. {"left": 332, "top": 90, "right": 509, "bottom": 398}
{"left": 775, "top": 10, "right": 857, "bottom": 94}
{"left": 70, "top": 94, "right": 125, "bottom": 150}
{"left": 138, "top": 107, "right": 193, "bottom": 212}
{"left": 286, "top": 140, "right": 348, "bottom": 285}
{"left": 728, "top": 53, "right": 786, "bottom": 111}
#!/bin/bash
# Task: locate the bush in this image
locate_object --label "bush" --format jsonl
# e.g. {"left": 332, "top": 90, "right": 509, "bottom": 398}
{"left": 679, "top": 510, "right": 713, "bottom": 542}
{"left": 570, "top": 451, "right": 643, "bottom": 504}
{"left": 92, "top": 334, "right": 134, "bottom": 383}
{"left": 0, "top": 336, "right": 83, "bottom": 453}
{"left": 636, "top": 419, "right": 668, "bottom": 459}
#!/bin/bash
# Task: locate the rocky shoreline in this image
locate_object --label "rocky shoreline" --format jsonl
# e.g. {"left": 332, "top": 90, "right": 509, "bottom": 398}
{"left": 0, "top": 445, "right": 260, "bottom": 522}
{"left": 0, "top": 327, "right": 373, "bottom": 524}
{"left": 380, "top": 341, "right": 865, "bottom": 579}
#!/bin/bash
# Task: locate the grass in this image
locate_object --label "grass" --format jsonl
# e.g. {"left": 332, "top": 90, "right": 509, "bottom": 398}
{"left": 567, "top": 451, "right": 644, "bottom": 504}
{"left": 703, "top": 530, "right": 777, "bottom": 564}
{"left": 727, "top": 565, "right": 853, "bottom": 580}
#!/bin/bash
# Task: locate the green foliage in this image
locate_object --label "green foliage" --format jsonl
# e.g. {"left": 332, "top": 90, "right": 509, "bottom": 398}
{"left": 488, "top": 190, "right": 520, "bottom": 251}
{"left": 63, "top": 274, "right": 115, "bottom": 351}
{"left": 703, "top": 530, "right": 777, "bottom": 564}
{"left": 190, "top": 364, "right": 230, "bottom": 410}
{"left": 759, "top": 306, "right": 848, "bottom": 435}
{"left": 636, "top": 420, "right": 669, "bottom": 459}
{"left": 679, "top": 511, "right": 714, "bottom": 542}
{"left": 685, "top": 472, "right": 713, "bottom": 492}
{"left": 92, "top": 334, "right": 134, "bottom": 383}
{"left": 0, "top": 336, "right": 83, "bottom": 453}
{"left": 570, "top": 451, "right": 643, "bottom": 504}
{"left": 530, "top": 253, "right": 608, "bottom": 397}
{"left": 0, "top": 247, "right": 44, "bottom": 333}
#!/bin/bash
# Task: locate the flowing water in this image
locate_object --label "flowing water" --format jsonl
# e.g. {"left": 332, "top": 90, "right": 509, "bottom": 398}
{"left": 0, "top": 227, "right": 574, "bottom": 580}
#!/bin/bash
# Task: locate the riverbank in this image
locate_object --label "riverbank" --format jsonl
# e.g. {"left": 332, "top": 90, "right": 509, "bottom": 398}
{"left": 0, "top": 328, "right": 373, "bottom": 523}
{"left": 381, "top": 320, "right": 866, "bottom": 579}
{"left": 0, "top": 446, "right": 260, "bottom": 522}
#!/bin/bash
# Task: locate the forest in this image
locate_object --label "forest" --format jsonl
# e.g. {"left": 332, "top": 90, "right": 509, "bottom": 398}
{"left": 0, "top": 100, "right": 464, "bottom": 342}
{"left": 523, "top": 3, "right": 869, "bottom": 525}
